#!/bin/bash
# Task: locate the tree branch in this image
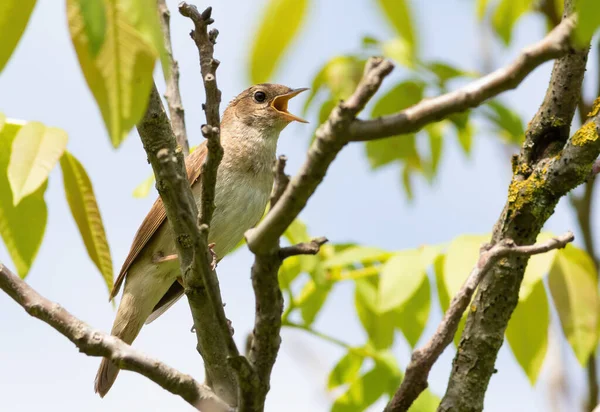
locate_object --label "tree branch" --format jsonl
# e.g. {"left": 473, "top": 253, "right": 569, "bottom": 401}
{"left": 347, "top": 16, "right": 575, "bottom": 141}
{"left": 157, "top": 0, "right": 189, "bottom": 154}
{"left": 439, "top": 2, "right": 594, "bottom": 409}
{"left": 137, "top": 84, "right": 237, "bottom": 405}
{"left": 385, "top": 232, "right": 575, "bottom": 412}
{"left": 0, "top": 263, "right": 231, "bottom": 412}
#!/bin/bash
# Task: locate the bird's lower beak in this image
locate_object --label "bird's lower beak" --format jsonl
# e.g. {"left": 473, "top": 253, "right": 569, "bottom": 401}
{"left": 271, "top": 88, "right": 309, "bottom": 123}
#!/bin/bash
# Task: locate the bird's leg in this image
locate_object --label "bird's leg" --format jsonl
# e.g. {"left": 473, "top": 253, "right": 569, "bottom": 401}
{"left": 152, "top": 252, "right": 178, "bottom": 264}
{"left": 208, "top": 243, "right": 218, "bottom": 270}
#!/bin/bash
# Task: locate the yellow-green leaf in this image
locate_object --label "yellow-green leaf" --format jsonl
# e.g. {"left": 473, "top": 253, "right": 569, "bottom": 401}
{"left": 0, "top": 118, "right": 47, "bottom": 277}
{"left": 0, "top": 0, "right": 36, "bottom": 73}
{"left": 323, "top": 246, "right": 391, "bottom": 270}
{"left": 328, "top": 351, "right": 364, "bottom": 390}
{"left": 574, "top": 0, "right": 600, "bottom": 46}
{"left": 506, "top": 279, "right": 549, "bottom": 384}
{"left": 549, "top": 245, "right": 599, "bottom": 365}
{"left": 297, "top": 279, "right": 330, "bottom": 326}
{"left": 477, "top": 0, "right": 490, "bottom": 20}
{"left": 249, "top": 0, "right": 308, "bottom": 83}
{"left": 378, "top": 249, "right": 425, "bottom": 313}
{"left": 67, "top": 0, "right": 157, "bottom": 147}
{"left": 331, "top": 363, "right": 392, "bottom": 412}
{"left": 376, "top": 0, "right": 416, "bottom": 57}
{"left": 355, "top": 279, "right": 394, "bottom": 350}
{"left": 61, "top": 151, "right": 113, "bottom": 293}
{"left": 492, "top": 0, "right": 535, "bottom": 45}
{"left": 394, "top": 274, "right": 431, "bottom": 347}
{"left": 8, "top": 121, "right": 68, "bottom": 205}
{"left": 520, "top": 232, "right": 557, "bottom": 300}
{"left": 132, "top": 172, "right": 155, "bottom": 198}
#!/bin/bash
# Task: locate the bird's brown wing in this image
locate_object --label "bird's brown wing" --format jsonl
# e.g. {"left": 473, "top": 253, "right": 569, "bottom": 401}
{"left": 109, "top": 143, "right": 208, "bottom": 300}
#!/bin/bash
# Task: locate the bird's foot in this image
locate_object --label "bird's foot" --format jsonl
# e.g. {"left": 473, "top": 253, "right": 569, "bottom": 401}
{"left": 208, "top": 243, "right": 218, "bottom": 270}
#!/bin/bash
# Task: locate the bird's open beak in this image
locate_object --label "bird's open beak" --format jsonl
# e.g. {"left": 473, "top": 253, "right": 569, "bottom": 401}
{"left": 271, "top": 88, "right": 309, "bottom": 123}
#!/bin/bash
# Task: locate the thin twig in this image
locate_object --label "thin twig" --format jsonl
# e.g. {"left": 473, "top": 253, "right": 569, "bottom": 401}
{"left": 347, "top": 16, "right": 575, "bottom": 141}
{"left": 270, "top": 155, "right": 290, "bottom": 208}
{"left": 385, "top": 232, "right": 574, "bottom": 412}
{"left": 0, "top": 263, "right": 231, "bottom": 412}
{"left": 157, "top": 0, "right": 189, "bottom": 154}
{"left": 279, "top": 237, "right": 328, "bottom": 259}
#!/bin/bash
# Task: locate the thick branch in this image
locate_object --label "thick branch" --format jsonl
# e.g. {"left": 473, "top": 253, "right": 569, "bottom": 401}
{"left": 136, "top": 84, "right": 237, "bottom": 405}
{"left": 0, "top": 264, "right": 231, "bottom": 412}
{"left": 157, "top": 0, "right": 189, "bottom": 154}
{"left": 385, "top": 233, "right": 574, "bottom": 412}
{"left": 440, "top": 3, "right": 593, "bottom": 409}
{"left": 347, "top": 16, "right": 575, "bottom": 141}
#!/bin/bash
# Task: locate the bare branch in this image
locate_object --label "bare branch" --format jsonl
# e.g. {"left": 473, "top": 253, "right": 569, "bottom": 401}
{"left": 0, "top": 263, "right": 231, "bottom": 412}
{"left": 279, "top": 237, "right": 328, "bottom": 259}
{"left": 270, "top": 155, "right": 290, "bottom": 208}
{"left": 348, "top": 16, "right": 575, "bottom": 141}
{"left": 385, "top": 232, "right": 575, "bottom": 412}
{"left": 137, "top": 84, "right": 237, "bottom": 405}
{"left": 157, "top": 0, "right": 189, "bottom": 154}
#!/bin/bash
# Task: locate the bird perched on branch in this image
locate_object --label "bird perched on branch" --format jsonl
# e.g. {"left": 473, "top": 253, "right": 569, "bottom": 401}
{"left": 94, "top": 84, "right": 308, "bottom": 397}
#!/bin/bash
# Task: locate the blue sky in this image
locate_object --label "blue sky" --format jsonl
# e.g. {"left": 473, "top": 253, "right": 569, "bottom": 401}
{"left": 0, "top": 0, "right": 598, "bottom": 411}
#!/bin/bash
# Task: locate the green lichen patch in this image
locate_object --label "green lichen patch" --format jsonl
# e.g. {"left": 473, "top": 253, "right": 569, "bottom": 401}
{"left": 571, "top": 122, "right": 599, "bottom": 147}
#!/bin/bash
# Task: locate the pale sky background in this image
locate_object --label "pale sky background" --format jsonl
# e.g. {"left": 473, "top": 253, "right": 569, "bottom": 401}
{"left": 0, "top": 0, "right": 598, "bottom": 411}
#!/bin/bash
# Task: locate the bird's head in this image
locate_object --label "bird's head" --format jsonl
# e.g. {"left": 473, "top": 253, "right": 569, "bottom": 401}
{"left": 222, "top": 84, "right": 308, "bottom": 135}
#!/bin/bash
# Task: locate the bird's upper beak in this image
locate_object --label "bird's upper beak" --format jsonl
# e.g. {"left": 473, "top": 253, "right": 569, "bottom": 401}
{"left": 271, "top": 88, "right": 309, "bottom": 123}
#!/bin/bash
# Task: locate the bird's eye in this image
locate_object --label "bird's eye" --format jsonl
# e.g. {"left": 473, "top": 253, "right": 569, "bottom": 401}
{"left": 254, "top": 91, "right": 266, "bottom": 103}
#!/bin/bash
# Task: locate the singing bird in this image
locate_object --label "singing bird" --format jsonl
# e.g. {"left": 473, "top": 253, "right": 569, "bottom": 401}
{"left": 94, "top": 84, "right": 308, "bottom": 397}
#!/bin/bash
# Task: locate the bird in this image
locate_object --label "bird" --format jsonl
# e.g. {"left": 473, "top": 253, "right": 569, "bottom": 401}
{"left": 94, "top": 84, "right": 308, "bottom": 397}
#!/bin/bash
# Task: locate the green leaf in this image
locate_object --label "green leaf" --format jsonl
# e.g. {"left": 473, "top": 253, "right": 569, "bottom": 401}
{"left": 573, "top": 0, "right": 600, "bottom": 46}
{"left": 0, "top": 118, "right": 47, "bottom": 277}
{"left": 284, "top": 218, "right": 311, "bottom": 244}
{"left": 366, "top": 135, "right": 419, "bottom": 170}
{"left": 477, "top": 0, "right": 490, "bottom": 20}
{"left": 549, "top": 245, "right": 600, "bottom": 365}
{"left": 424, "top": 123, "right": 444, "bottom": 179}
{"left": 506, "top": 279, "right": 549, "bottom": 384}
{"left": 520, "top": 232, "right": 557, "bottom": 300}
{"left": 61, "top": 151, "right": 113, "bottom": 293}
{"left": 8, "top": 121, "right": 68, "bottom": 205}
{"left": 376, "top": 0, "right": 416, "bottom": 55}
{"left": 378, "top": 249, "right": 426, "bottom": 313}
{"left": 77, "top": 0, "right": 106, "bottom": 57}
{"left": 425, "top": 61, "right": 475, "bottom": 88}
{"left": 249, "top": 0, "right": 308, "bottom": 83}
{"left": 323, "top": 246, "right": 391, "bottom": 270}
{"left": 132, "top": 172, "right": 155, "bottom": 198}
{"left": 382, "top": 37, "right": 414, "bottom": 68}
{"left": 483, "top": 100, "right": 524, "bottom": 144}
{"left": 449, "top": 112, "right": 473, "bottom": 154}
{"left": 67, "top": 0, "right": 158, "bottom": 147}
{"left": 297, "top": 279, "right": 330, "bottom": 326}
{"left": 372, "top": 81, "right": 425, "bottom": 118}
{"left": 325, "top": 56, "right": 365, "bottom": 100}
{"left": 328, "top": 351, "right": 365, "bottom": 390}
{"left": 0, "top": 0, "right": 36, "bottom": 73}
{"left": 331, "top": 362, "right": 392, "bottom": 412}
{"left": 355, "top": 279, "right": 394, "bottom": 350}
{"left": 410, "top": 388, "right": 442, "bottom": 412}
{"left": 394, "top": 274, "right": 431, "bottom": 348}
{"left": 492, "top": 0, "right": 535, "bottom": 45}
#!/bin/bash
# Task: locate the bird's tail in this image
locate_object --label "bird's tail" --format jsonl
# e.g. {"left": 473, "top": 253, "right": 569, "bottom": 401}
{"left": 94, "top": 274, "right": 166, "bottom": 397}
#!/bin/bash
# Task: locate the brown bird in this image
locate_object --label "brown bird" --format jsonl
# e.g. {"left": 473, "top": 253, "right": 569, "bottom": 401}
{"left": 94, "top": 84, "right": 307, "bottom": 397}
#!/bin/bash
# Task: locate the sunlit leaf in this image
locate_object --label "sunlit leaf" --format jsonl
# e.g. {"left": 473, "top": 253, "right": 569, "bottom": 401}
{"left": 573, "top": 0, "right": 600, "bottom": 46}
{"left": 132, "top": 172, "right": 155, "bottom": 198}
{"left": 492, "top": 0, "right": 535, "bottom": 45}
{"left": 249, "top": 0, "right": 308, "bottom": 83}
{"left": 449, "top": 112, "right": 473, "bottom": 154}
{"left": 394, "top": 274, "right": 431, "bottom": 347}
{"left": 382, "top": 37, "right": 413, "bottom": 68}
{"left": 60, "top": 151, "right": 113, "bottom": 293}
{"left": 425, "top": 61, "right": 475, "bottom": 89}
{"left": 549, "top": 244, "right": 599, "bottom": 365}
{"left": 67, "top": 0, "right": 158, "bottom": 147}
{"left": 77, "top": 0, "right": 106, "bottom": 56}
{"left": 355, "top": 279, "right": 394, "bottom": 350}
{"left": 483, "top": 100, "right": 524, "bottom": 144}
{"left": 284, "top": 218, "right": 311, "bottom": 244}
{"left": 323, "top": 246, "right": 391, "bottom": 270}
{"left": 477, "top": 0, "right": 490, "bottom": 20}
{"left": 297, "top": 278, "right": 330, "bottom": 326}
{"left": 506, "top": 279, "right": 549, "bottom": 384}
{"left": 378, "top": 249, "right": 425, "bottom": 313}
{"left": 0, "top": 0, "right": 36, "bottom": 73}
{"left": 376, "top": 0, "right": 416, "bottom": 56}
{"left": 424, "top": 123, "right": 444, "bottom": 179}
{"left": 331, "top": 361, "right": 393, "bottom": 412}
{"left": 328, "top": 351, "right": 364, "bottom": 390}
{"left": 0, "top": 118, "right": 47, "bottom": 278}
{"left": 8, "top": 122, "right": 68, "bottom": 205}
{"left": 520, "top": 232, "right": 556, "bottom": 300}
{"left": 410, "top": 387, "right": 441, "bottom": 412}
